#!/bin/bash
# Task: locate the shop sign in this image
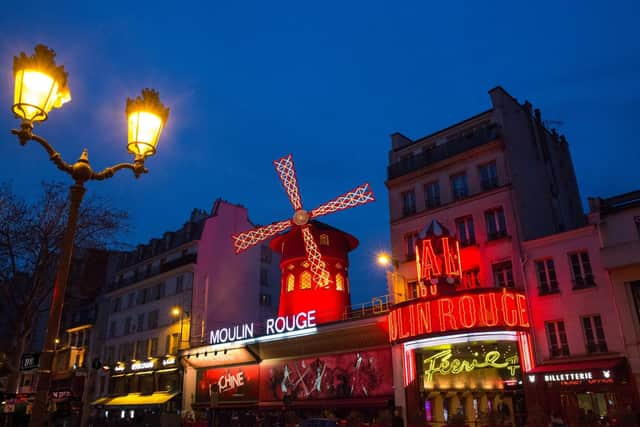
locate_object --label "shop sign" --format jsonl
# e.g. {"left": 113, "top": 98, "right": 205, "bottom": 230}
{"left": 259, "top": 348, "right": 393, "bottom": 402}
{"left": 209, "top": 309, "right": 317, "bottom": 345}
{"left": 20, "top": 353, "right": 40, "bottom": 371}
{"left": 423, "top": 349, "right": 519, "bottom": 381}
{"left": 388, "top": 290, "right": 530, "bottom": 343}
{"left": 530, "top": 369, "right": 614, "bottom": 386}
{"left": 162, "top": 357, "right": 176, "bottom": 367}
{"left": 113, "top": 363, "right": 125, "bottom": 373}
{"left": 196, "top": 364, "right": 259, "bottom": 403}
{"left": 131, "top": 360, "right": 155, "bottom": 371}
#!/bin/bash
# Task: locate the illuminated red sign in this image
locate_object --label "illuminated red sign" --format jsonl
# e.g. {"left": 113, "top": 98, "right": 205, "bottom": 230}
{"left": 388, "top": 289, "right": 530, "bottom": 343}
{"left": 196, "top": 364, "right": 259, "bottom": 403}
{"left": 259, "top": 348, "right": 393, "bottom": 401}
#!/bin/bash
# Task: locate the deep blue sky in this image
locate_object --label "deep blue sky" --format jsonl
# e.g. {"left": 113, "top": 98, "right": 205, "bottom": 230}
{"left": 1, "top": 1, "right": 639, "bottom": 304}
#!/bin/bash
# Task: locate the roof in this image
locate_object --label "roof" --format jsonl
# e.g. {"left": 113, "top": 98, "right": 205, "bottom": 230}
{"left": 269, "top": 220, "right": 359, "bottom": 252}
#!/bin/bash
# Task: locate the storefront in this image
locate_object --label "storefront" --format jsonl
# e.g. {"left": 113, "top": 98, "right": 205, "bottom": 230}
{"left": 389, "top": 288, "right": 534, "bottom": 427}
{"left": 90, "top": 355, "right": 182, "bottom": 427}
{"left": 525, "top": 358, "right": 639, "bottom": 425}
{"left": 183, "top": 313, "right": 394, "bottom": 426}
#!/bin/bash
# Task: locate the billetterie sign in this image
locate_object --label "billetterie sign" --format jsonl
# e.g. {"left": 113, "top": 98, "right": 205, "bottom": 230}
{"left": 210, "top": 310, "right": 317, "bottom": 345}
{"left": 388, "top": 289, "right": 530, "bottom": 343}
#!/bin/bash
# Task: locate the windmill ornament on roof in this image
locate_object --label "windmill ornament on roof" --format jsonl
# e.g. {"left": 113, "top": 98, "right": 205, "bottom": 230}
{"left": 232, "top": 154, "right": 375, "bottom": 288}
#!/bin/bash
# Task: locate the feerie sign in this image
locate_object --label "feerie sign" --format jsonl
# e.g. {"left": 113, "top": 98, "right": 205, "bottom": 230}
{"left": 388, "top": 290, "right": 530, "bottom": 343}
{"left": 209, "top": 310, "right": 317, "bottom": 345}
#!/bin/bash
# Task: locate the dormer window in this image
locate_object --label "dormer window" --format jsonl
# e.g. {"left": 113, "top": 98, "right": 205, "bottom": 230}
{"left": 319, "top": 234, "right": 330, "bottom": 246}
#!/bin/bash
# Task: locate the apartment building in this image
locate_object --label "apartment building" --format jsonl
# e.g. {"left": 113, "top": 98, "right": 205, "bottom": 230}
{"left": 386, "top": 86, "right": 583, "bottom": 303}
{"left": 88, "top": 200, "right": 280, "bottom": 427}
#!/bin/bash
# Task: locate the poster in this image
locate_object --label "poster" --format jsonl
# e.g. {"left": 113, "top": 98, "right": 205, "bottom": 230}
{"left": 260, "top": 348, "right": 392, "bottom": 401}
{"left": 196, "top": 364, "right": 259, "bottom": 403}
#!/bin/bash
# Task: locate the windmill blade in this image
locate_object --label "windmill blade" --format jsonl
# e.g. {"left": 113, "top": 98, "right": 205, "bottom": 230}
{"left": 232, "top": 219, "right": 292, "bottom": 254}
{"left": 310, "top": 183, "right": 375, "bottom": 219}
{"left": 273, "top": 154, "right": 303, "bottom": 211}
{"left": 301, "top": 226, "right": 331, "bottom": 288}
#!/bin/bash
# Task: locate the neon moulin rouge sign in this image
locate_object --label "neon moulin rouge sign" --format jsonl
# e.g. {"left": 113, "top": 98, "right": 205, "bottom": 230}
{"left": 388, "top": 289, "right": 530, "bottom": 343}
{"left": 209, "top": 310, "right": 317, "bottom": 345}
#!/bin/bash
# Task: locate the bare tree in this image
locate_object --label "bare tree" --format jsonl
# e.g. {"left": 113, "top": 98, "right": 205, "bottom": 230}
{"left": 0, "top": 181, "right": 128, "bottom": 392}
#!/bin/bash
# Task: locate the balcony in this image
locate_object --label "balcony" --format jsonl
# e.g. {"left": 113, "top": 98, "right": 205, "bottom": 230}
{"left": 572, "top": 275, "right": 596, "bottom": 290}
{"left": 601, "top": 240, "right": 640, "bottom": 270}
{"left": 387, "top": 125, "right": 499, "bottom": 180}
{"left": 487, "top": 230, "right": 508, "bottom": 241}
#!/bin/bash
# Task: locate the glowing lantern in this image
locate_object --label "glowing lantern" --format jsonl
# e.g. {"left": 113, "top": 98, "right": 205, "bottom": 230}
{"left": 12, "top": 45, "right": 71, "bottom": 122}
{"left": 126, "top": 88, "right": 170, "bottom": 158}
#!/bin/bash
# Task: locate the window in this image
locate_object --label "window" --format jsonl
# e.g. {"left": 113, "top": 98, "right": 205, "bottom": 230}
{"left": 124, "top": 317, "right": 132, "bottom": 335}
{"left": 170, "top": 333, "right": 180, "bottom": 354}
{"left": 156, "top": 282, "right": 166, "bottom": 299}
{"left": 137, "top": 313, "right": 145, "bottom": 332}
{"left": 404, "top": 232, "right": 419, "bottom": 261}
{"left": 109, "top": 321, "right": 117, "bottom": 338}
{"left": 630, "top": 281, "right": 640, "bottom": 324}
{"left": 319, "top": 234, "right": 330, "bottom": 246}
{"left": 546, "top": 320, "right": 570, "bottom": 358}
{"left": 536, "top": 259, "right": 559, "bottom": 295}
{"left": 485, "top": 207, "right": 507, "bottom": 240}
{"left": 479, "top": 162, "right": 498, "bottom": 190}
{"left": 455, "top": 216, "right": 476, "bottom": 247}
{"left": 401, "top": 190, "right": 416, "bottom": 216}
{"left": 127, "top": 292, "right": 135, "bottom": 309}
{"left": 149, "top": 337, "right": 158, "bottom": 357}
{"left": 451, "top": 173, "right": 468, "bottom": 200}
{"left": 582, "top": 315, "right": 607, "bottom": 353}
{"left": 336, "top": 273, "right": 345, "bottom": 291}
{"left": 492, "top": 261, "right": 514, "bottom": 288}
{"left": 286, "top": 274, "right": 295, "bottom": 292}
{"left": 569, "top": 251, "right": 595, "bottom": 289}
{"left": 136, "top": 288, "right": 149, "bottom": 305}
{"left": 424, "top": 181, "right": 441, "bottom": 209}
{"left": 260, "top": 293, "right": 272, "bottom": 306}
{"left": 112, "top": 297, "right": 122, "bottom": 313}
{"left": 135, "top": 340, "right": 147, "bottom": 359}
{"left": 175, "top": 275, "right": 184, "bottom": 294}
{"left": 147, "top": 310, "right": 158, "bottom": 329}
{"left": 260, "top": 269, "right": 269, "bottom": 287}
{"left": 300, "top": 271, "right": 312, "bottom": 290}
{"left": 461, "top": 268, "right": 480, "bottom": 289}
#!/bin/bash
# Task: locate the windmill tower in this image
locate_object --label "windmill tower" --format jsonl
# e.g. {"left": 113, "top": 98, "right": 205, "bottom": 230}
{"left": 232, "top": 154, "right": 374, "bottom": 324}
{"left": 270, "top": 221, "right": 359, "bottom": 323}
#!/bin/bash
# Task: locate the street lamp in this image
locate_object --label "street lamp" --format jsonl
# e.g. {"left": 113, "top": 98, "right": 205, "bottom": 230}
{"left": 171, "top": 306, "right": 191, "bottom": 354}
{"left": 376, "top": 251, "right": 407, "bottom": 303}
{"left": 9, "top": 45, "right": 170, "bottom": 427}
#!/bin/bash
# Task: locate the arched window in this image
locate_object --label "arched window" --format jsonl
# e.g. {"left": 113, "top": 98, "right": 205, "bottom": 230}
{"left": 300, "top": 271, "right": 312, "bottom": 289}
{"left": 287, "top": 274, "right": 295, "bottom": 292}
{"left": 335, "top": 273, "right": 344, "bottom": 291}
{"left": 319, "top": 234, "right": 330, "bottom": 246}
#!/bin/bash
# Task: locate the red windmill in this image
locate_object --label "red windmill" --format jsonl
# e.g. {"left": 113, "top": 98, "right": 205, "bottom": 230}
{"left": 232, "top": 153, "right": 374, "bottom": 292}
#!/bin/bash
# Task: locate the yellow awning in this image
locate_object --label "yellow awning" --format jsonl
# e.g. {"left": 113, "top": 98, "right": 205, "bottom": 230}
{"left": 91, "top": 397, "right": 111, "bottom": 405}
{"left": 105, "top": 392, "right": 179, "bottom": 406}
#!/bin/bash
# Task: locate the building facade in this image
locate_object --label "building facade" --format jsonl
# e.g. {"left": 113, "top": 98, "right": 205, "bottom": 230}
{"left": 589, "top": 192, "right": 640, "bottom": 390}
{"left": 89, "top": 201, "right": 280, "bottom": 426}
{"left": 521, "top": 225, "right": 636, "bottom": 423}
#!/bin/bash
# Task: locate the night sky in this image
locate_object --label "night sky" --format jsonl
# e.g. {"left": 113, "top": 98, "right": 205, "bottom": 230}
{"left": 1, "top": 1, "right": 638, "bottom": 304}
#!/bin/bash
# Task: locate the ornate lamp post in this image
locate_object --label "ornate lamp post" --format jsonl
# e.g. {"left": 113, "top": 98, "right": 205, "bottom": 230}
{"left": 9, "top": 45, "right": 170, "bottom": 427}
